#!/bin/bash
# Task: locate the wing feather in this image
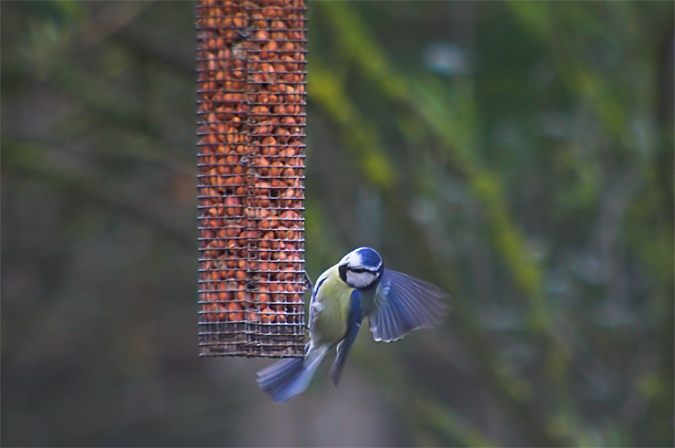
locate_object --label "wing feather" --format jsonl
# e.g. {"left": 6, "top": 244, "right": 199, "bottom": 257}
{"left": 368, "top": 269, "right": 448, "bottom": 342}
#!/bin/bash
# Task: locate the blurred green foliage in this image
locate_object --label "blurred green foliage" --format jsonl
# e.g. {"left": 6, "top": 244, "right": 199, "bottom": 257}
{"left": 2, "top": 1, "right": 673, "bottom": 447}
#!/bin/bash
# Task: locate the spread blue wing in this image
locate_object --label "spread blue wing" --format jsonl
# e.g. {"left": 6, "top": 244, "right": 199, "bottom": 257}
{"left": 330, "top": 289, "right": 362, "bottom": 387}
{"left": 368, "top": 269, "right": 448, "bottom": 342}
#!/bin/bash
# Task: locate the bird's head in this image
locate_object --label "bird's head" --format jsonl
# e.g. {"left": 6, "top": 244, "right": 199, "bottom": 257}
{"left": 338, "top": 247, "right": 384, "bottom": 289}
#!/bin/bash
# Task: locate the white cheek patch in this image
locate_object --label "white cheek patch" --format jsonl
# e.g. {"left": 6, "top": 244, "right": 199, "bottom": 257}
{"left": 346, "top": 271, "right": 377, "bottom": 289}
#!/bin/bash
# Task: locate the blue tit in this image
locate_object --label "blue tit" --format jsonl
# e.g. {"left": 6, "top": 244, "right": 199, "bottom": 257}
{"left": 257, "top": 247, "right": 448, "bottom": 402}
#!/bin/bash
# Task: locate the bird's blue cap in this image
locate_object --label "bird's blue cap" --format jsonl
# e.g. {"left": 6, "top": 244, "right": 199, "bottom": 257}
{"left": 353, "top": 247, "right": 383, "bottom": 270}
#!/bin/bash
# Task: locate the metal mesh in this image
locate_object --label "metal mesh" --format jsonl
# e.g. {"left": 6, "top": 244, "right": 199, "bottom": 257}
{"left": 196, "top": 0, "right": 307, "bottom": 357}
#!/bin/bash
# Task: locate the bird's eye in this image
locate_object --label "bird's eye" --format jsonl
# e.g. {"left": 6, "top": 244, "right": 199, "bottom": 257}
{"left": 349, "top": 267, "right": 368, "bottom": 273}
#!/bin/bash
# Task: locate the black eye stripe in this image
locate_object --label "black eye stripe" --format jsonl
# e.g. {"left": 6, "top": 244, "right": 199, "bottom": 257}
{"left": 349, "top": 267, "right": 376, "bottom": 274}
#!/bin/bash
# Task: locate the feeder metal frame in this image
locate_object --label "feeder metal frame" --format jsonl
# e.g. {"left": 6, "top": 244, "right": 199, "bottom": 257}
{"left": 196, "top": 0, "right": 307, "bottom": 358}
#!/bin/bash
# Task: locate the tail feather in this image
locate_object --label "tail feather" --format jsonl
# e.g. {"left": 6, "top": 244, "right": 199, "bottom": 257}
{"left": 257, "top": 344, "right": 328, "bottom": 402}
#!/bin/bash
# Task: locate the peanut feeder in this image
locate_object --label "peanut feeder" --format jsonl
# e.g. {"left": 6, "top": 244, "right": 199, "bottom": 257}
{"left": 197, "top": 0, "right": 307, "bottom": 357}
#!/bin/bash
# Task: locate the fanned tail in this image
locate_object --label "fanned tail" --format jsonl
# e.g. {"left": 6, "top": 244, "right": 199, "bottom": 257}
{"left": 257, "top": 344, "right": 328, "bottom": 402}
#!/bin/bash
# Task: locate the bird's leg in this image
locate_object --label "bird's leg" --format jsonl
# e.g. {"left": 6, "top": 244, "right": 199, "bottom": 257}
{"left": 303, "top": 270, "right": 314, "bottom": 294}
{"left": 302, "top": 270, "right": 314, "bottom": 332}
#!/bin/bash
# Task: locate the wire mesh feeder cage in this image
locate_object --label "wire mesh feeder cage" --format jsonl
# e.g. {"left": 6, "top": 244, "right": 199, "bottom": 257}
{"left": 196, "top": 0, "right": 307, "bottom": 357}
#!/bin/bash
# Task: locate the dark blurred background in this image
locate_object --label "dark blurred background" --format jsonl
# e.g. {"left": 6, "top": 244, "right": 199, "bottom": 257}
{"left": 2, "top": 1, "right": 673, "bottom": 446}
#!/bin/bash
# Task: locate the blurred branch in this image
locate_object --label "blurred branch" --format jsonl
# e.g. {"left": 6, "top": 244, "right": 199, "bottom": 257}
{"left": 309, "top": 49, "right": 562, "bottom": 448}
{"left": 318, "top": 1, "right": 552, "bottom": 330}
{"left": 3, "top": 137, "right": 194, "bottom": 250}
{"left": 509, "top": 3, "right": 674, "bottom": 445}
{"left": 5, "top": 54, "right": 193, "bottom": 179}
{"left": 309, "top": 62, "right": 397, "bottom": 190}
{"left": 113, "top": 24, "right": 194, "bottom": 76}
{"left": 417, "top": 396, "right": 497, "bottom": 448}
{"left": 314, "top": 3, "right": 578, "bottom": 445}
{"left": 78, "top": 1, "right": 150, "bottom": 50}
{"left": 355, "top": 337, "right": 498, "bottom": 447}
{"left": 413, "top": 81, "right": 550, "bottom": 331}
{"left": 507, "top": 1, "right": 654, "bottom": 148}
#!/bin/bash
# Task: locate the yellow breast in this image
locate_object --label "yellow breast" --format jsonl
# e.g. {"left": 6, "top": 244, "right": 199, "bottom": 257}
{"left": 309, "top": 265, "right": 354, "bottom": 345}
